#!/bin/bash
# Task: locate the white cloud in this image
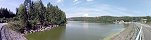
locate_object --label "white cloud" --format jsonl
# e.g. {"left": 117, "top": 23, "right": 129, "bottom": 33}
{"left": 66, "top": 3, "right": 140, "bottom": 17}
{"left": 73, "top": 0, "right": 78, "bottom": 2}
{"left": 73, "top": 1, "right": 81, "bottom": 5}
{"left": 86, "top": 0, "right": 94, "bottom": 2}
{"left": 73, "top": 0, "right": 81, "bottom": 5}
{"left": 57, "top": 0, "right": 63, "bottom": 3}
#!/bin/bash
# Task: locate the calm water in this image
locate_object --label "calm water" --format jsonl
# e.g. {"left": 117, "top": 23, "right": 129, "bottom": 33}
{"left": 26, "top": 21, "right": 124, "bottom": 40}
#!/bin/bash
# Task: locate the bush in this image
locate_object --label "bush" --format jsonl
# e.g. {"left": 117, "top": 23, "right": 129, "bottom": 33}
{"left": 29, "top": 20, "right": 37, "bottom": 30}
{"left": 6, "top": 21, "right": 24, "bottom": 33}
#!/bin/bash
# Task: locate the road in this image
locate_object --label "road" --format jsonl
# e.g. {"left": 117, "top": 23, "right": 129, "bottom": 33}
{"left": 0, "top": 24, "right": 3, "bottom": 40}
{"left": 0, "top": 23, "right": 7, "bottom": 40}
{"left": 0, "top": 23, "right": 27, "bottom": 40}
{"left": 143, "top": 27, "right": 151, "bottom": 40}
{"left": 0, "top": 23, "right": 5, "bottom": 29}
{"left": 135, "top": 23, "right": 151, "bottom": 40}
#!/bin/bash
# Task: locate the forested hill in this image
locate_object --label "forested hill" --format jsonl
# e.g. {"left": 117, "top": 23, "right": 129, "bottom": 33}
{"left": 67, "top": 16, "right": 151, "bottom": 23}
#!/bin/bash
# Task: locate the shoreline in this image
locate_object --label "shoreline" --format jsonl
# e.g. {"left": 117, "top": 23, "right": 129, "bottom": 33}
{"left": 103, "top": 28, "right": 126, "bottom": 40}
{"left": 111, "top": 23, "right": 138, "bottom": 40}
{"left": 27, "top": 25, "right": 59, "bottom": 34}
{"left": 1, "top": 23, "right": 62, "bottom": 40}
{"left": 23, "top": 25, "right": 62, "bottom": 35}
{"left": 1, "top": 25, "right": 27, "bottom": 40}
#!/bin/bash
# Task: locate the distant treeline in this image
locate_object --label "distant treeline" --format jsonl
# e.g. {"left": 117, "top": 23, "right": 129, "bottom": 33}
{"left": 68, "top": 16, "right": 151, "bottom": 23}
{"left": 0, "top": 8, "right": 15, "bottom": 18}
{"left": 0, "top": 8, "right": 16, "bottom": 23}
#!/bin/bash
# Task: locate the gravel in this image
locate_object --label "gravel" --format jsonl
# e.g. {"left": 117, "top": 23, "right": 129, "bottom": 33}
{"left": 112, "top": 23, "right": 144, "bottom": 40}
{"left": 0, "top": 23, "right": 27, "bottom": 40}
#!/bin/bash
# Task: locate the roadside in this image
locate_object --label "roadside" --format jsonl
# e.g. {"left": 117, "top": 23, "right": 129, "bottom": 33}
{"left": 0, "top": 23, "right": 27, "bottom": 40}
{"left": 103, "top": 23, "right": 128, "bottom": 40}
{"left": 142, "top": 27, "right": 151, "bottom": 40}
{"left": 146, "top": 23, "right": 151, "bottom": 26}
{"left": 141, "top": 23, "right": 151, "bottom": 40}
{"left": 103, "top": 28, "right": 125, "bottom": 40}
{"left": 111, "top": 23, "right": 139, "bottom": 40}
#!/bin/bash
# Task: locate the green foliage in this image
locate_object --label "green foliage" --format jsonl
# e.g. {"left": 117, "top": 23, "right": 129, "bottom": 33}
{"left": 46, "top": 2, "right": 66, "bottom": 25}
{"left": 17, "top": 4, "right": 28, "bottom": 27}
{"left": 9, "top": 0, "right": 67, "bottom": 32}
{"left": 28, "top": 1, "right": 67, "bottom": 25}
{"left": 146, "top": 16, "right": 151, "bottom": 23}
{"left": 7, "top": 21, "right": 24, "bottom": 32}
{"left": 17, "top": 4, "right": 33, "bottom": 32}
{"left": 0, "top": 8, "right": 15, "bottom": 18}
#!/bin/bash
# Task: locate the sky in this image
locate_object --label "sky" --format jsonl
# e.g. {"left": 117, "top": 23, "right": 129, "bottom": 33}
{"left": 0, "top": 0, "right": 151, "bottom": 18}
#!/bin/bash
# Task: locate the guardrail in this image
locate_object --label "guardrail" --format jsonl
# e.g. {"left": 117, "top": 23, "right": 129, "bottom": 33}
{"left": 135, "top": 23, "right": 142, "bottom": 40}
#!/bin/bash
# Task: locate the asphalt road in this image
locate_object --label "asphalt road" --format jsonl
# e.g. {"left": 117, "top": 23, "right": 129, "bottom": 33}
{"left": 136, "top": 23, "right": 151, "bottom": 40}
{"left": 143, "top": 27, "right": 151, "bottom": 40}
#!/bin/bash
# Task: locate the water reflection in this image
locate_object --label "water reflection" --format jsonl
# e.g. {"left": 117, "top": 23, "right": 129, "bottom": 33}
{"left": 26, "top": 21, "right": 124, "bottom": 40}
{"left": 26, "top": 26, "right": 66, "bottom": 40}
{"left": 83, "top": 21, "right": 89, "bottom": 31}
{"left": 123, "top": 23, "right": 130, "bottom": 28}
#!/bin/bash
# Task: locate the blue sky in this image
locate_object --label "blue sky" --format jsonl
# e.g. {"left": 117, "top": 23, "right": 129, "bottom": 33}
{"left": 0, "top": 0, "right": 151, "bottom": 18}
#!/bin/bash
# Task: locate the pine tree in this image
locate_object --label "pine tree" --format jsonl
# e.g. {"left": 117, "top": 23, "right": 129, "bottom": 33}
{"left": 15, "top": 0, "right": 67, "bottom": 32}
{"left": 24, "top": 0, "right": 32, "bottom": 31}
{"left": 18, "top": 4, "right": 28, "bottom": 30}
{"left": 46, "top": 3, "right": 67, "bottom": 25}
{"left": 0, "top": 8, "right": 15, "bottom": 18}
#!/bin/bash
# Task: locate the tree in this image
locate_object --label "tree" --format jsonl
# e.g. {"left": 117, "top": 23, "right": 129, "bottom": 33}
{"left": 46, "top": 3, "right": 67, "bottom": 25}
{"left": 18, "top": 4, "right": 28, "bottom": 30}
{"left": 0, "top": 8, "right": 15, "bottom": 18}
{"left": 27, "top": 0, "right": 45, "bottom": 25}
{"left": 46, "top": 3, "right": 54, "bottom": 24}
{"left": 146, "top": 16, "right": 151, "bottom": 23}
{"left": 13, "top": 0, "right": 67, "bottom": 32}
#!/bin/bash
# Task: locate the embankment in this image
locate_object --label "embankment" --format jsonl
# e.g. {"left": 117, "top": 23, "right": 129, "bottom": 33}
{"left": 0, "top": 24, "right": 27, "bottom": 40}
{"left": 111, "top": 23, "right": 144, "bottom": 40}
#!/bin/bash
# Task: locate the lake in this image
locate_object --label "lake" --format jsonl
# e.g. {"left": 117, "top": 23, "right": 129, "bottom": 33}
{"left": 26, "top": 21, "right": 124, "bottom": 40}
